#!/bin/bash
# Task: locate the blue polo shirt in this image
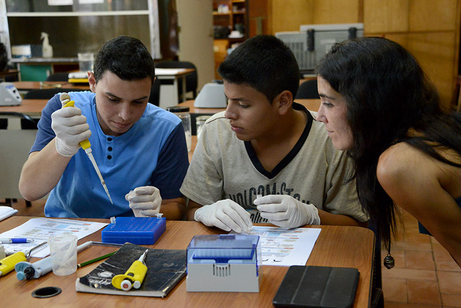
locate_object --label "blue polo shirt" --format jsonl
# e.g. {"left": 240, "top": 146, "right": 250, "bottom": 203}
{"left": 32, "top": 91, "right": 189, "bottom": 218}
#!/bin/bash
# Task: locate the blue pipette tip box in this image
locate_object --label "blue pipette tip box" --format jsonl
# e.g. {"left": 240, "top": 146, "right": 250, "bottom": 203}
{"left": 101, "top": 217, "right": 166, "bottom": 245}
{"left": 186, "top": 234, "right": 262, "bottom": 292}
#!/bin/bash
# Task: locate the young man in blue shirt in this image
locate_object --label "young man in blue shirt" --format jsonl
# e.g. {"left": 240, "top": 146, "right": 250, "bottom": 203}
{"left": 19, "top": 36, "right": 189, "bottom": 219}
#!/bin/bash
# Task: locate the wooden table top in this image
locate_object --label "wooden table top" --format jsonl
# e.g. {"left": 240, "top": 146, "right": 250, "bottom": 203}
{"left": 0, "top": 216, "right": 374, "bottom": 307}
{"left": 155, "top": 68, "right": 195, "bottom": 78}
{"left": 0, "top": 99, "right": 48, "bottom": 117}
{"left": 178, "top": 98, "right": 321, "bottom": 114}
{"left": 13, "top": 81, "right": 90, "bottom": 91}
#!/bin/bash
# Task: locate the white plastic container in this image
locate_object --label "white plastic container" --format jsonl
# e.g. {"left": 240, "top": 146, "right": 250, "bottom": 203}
{"left": 49, "top": 234, "right": 78, "bottom": 276}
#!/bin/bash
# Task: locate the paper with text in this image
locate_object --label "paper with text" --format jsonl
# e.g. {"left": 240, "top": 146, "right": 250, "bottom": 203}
{"left": 0, "top": 218, "right": 107, "bottom": 257}
{"left": 238, "top": 226, "right": 321, "bottom": 266}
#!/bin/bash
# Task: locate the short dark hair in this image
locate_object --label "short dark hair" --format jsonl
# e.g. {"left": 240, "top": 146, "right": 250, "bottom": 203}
{"left": 93, "top": 36, "right": 155, "bottom": 84}
{"left": 218, "top": 35, "right": 300, "bottom": 103}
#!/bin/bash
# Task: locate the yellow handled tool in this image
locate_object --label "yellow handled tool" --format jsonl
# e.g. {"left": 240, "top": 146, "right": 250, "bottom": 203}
{"left": 59, "top": 93, "right": 113, "bottom": 204}
{"left": 112, "top": 249, "right": 148, "bottom": 291}
{"left": 0, "top": 252, "right": 26, "bottom": 277}
{"left": 0, "top": 242, "right": 47, "bottom": 277}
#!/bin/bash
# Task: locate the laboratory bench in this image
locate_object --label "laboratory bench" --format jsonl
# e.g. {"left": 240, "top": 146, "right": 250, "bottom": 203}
{"left": 0, "top": 99, "right": 47, "bottom": 117}
{"left": 0, "top": 216, "right": 374, "bottom": 307}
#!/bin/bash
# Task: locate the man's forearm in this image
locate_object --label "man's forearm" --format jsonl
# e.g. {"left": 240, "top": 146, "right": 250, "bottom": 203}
{"left": 19, "top": 139, "right": 70, "bottom": 201}
{"left": 161, "top": 197, "right": 187, "bottom": 220}
{"left": 186, "top": 199, "right": 203, "bottom": 221}
{"left": 317, "top": 209, "right": 368, "bottom": 227}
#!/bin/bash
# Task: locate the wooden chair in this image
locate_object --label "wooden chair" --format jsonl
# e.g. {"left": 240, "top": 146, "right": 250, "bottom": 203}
{"left": 149, "top": 78, "right": 161, "bottom": 106}
{"left": 46, "top": 72, "right": 70, "bottom": 82}
{"left": 23, "top": 88, "right": 80, "bottom": 100}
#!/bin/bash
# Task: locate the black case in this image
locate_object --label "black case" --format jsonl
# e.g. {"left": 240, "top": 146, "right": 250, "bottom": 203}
{"left": 273, "top": 265, "right": 360, "bottom": 308}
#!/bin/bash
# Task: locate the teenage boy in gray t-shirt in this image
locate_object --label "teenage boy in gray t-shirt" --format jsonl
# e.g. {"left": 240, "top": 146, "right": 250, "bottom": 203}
{"left": 180, "top": 35, "right": 368, "bottom": 233}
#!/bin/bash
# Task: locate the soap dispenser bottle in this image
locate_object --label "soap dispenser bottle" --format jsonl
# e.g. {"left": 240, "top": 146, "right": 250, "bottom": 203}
{"left": 41, "top": 32, "right": 53, "bottom": 58}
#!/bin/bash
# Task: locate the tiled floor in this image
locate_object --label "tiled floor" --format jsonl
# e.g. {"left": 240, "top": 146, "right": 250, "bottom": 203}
{"left": 381, "top": 207, "right": 461, "bottom": 307}
{"left": 4, "top": 199, "right": 461, "bottom": 307}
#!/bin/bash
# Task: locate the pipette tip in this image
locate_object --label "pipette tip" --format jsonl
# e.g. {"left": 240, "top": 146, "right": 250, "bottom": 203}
{"left": 105, "top": 189, "right": 113, "bottom": 204}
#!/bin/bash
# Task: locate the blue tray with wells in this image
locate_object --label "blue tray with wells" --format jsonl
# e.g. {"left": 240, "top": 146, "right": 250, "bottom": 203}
{"left": 101, "top": 216, "right": 166, "bottom": 245}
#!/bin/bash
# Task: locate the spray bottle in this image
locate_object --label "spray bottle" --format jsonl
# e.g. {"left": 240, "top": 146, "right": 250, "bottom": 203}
{"left": 41, "top": 32, "right": 53, "bottom": 58}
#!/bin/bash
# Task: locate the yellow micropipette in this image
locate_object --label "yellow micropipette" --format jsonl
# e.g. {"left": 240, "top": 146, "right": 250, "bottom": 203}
{"left": 0, "top": 242, "right": 47, "bottom": 277}
{"left": 59, "top": 93, "right": 113, "bottom": 204}
{"left": 111, "top": 249, "right": 148, "bottom": 291}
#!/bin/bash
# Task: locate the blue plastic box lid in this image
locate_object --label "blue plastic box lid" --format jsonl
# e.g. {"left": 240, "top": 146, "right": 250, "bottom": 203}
{"left": 101, "top": 216, "right": 166, "bottom": 245}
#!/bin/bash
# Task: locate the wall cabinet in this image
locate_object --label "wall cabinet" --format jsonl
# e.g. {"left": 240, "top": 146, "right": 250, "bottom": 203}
{"left": 213, "top": 0, "right": 248, "bottom": 38}
{"left": 213, "top": 0, "right": 248, "bottom": 79}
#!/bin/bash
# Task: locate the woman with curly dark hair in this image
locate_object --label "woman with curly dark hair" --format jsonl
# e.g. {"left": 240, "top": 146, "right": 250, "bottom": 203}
{"left": 316, "top": 36, "right": 461, "bottom": 267}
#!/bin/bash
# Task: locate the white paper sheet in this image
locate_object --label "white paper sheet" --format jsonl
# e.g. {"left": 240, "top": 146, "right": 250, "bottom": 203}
{"left": 0, "top": 218, "right": 107, "bottom": 257}
{"left": 0, "top": 206, "right": 18, "bottom": 222}
{"left": 239, "top": 226, "right": 321, "bottom": 266}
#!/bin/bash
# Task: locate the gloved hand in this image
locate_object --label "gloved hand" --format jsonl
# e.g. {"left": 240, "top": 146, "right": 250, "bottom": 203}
{"left": 254, "top": 195, "right": 320, "bottom": 228}
{"left": 125, "top": 186, "right": 162, "bottom": 217}
{"left": 51, "top": 106, "right": 91, "bottom": 157}
{"left": 194, "top": 199, "right": 253, "bottom": 233}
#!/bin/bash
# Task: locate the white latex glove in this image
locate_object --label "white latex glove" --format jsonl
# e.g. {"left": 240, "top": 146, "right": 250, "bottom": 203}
{"left": 194, "top": 199, "right": 253, "bottom": 233}
{"left": 125, "top": 186, "right": 162, "bottom": 217}
{"left": 51, "top": 106, "right": 91, "bottom": 157}
{"left": 254, "top": 195, "right": 320, "bottom": 228}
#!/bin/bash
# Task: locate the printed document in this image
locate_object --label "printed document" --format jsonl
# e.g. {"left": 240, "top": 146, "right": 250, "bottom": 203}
{"left": 0, "top": 218, "right": 107, "bottom": 257}
{"left": 237, "top": 226, "right": 321, "bottom": 266}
